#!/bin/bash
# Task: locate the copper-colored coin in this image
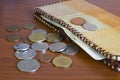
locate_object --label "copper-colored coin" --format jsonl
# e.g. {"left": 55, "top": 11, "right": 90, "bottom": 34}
{"left": 23, "top": 37, "right": 33, "bottom": 45}
{"left": 38, "top": 54, "right": 54, "bottom": 62}
{"left": 6, "top": 25, "right": 21, "bottom": 32}
{"left": 70, "top": 17, "right": 86, "bottom": 25}
{"left": 6, "top": 34, "right": 21, "bottom": 42}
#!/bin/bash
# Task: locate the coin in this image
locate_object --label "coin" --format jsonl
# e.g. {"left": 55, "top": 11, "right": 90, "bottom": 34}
{"left": 38, "top": 54, "right": 54, "bottom": 62}
{"left": 82, "top": 22, "right": 97, "bottom": 31}
{"left": 17, "top": 59, "right": 40, "bottom": 72}
{"left": 70, "top": 17, "right": 86, "bottom": 25}
{"left": 31, "top": 29, "right": 47, "bottom": 35}
{"left": 31, "top": 42, "right": 49, "bottom": 54}
{"left": 52, "top": 55, "right": 72, "bottom": 68}
{"left": 14, "top": 43, "right": 30, "bottom": 51}
{"left": 23, "top": 23, "right": 35, "bottom": 30}
{"left": 49, "top": 42, "right": 67, "bottom": 52}
{"left": 62, "top": 44, "right": 79, "bottom": 55}
{"left": 58, "top": 28, "right": 69, "bottom": 40}
{"left": 15, "top": 49, "right": 37, "bottom": 59}
{"left": 6, "top": 34, "right": 21, "bottom": 42}
{"left": 46, "top": 33, "right": 63, "bottom": 42}
{"left": 5, "top": 25, "right": 21, "bottom": 32}
{"left": 28, "top": 33, "right": 46, "bottom": 42}
{"left": 23, "top": 37, "right": 33, "bottom": 45}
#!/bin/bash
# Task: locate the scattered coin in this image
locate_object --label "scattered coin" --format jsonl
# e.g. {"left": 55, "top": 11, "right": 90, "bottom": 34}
{"left": 38, "top": 54, "right": 54, "bottom": 62}
{"left": 5, "top": 25, "right": 21, "bottom": 32}
{"left": 17, "top": 59, "right": 40, "bottom": 72}
{"left": 23, "top": 23, "right": 35, "bottom": 30}
{"left": 6, "top": 34, "right": 21, "bottom": 42}
{"left": 82, "top": 22, "right": 97, "bottom": 31}
{"left": 52, "top": 55, "right": 72, "bottom": 68}
{"left": 49, "top": 42, "right": 67, "bottom": 52}
{"left": 14, "top": 43, "right": 30, "bottom": 51}
{"left": 15, "top": 49, "right": 37, "bottom": 59}
{"left": 23, "top": 37, "right": 33, "bottom": 45}
{"left": 62, "top": 44, "right": 79, "bottom": 55}
{"left": 32, "top": 29, "right": 47, "bottom": 35}
{"left": 28, "top": 33, "right": 46, "bottom": 43}
{"left": 31, "top": 42, "right": 49, "bottom": 54}
{"left": 70, "top": 17, "right": 86, "bottom": 25}
{"left": 46, "top": 33, "right": 63, "bottom": 42}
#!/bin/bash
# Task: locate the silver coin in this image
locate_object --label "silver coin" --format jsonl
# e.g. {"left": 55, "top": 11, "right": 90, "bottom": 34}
{"left": 82, "top": 22, "right": 97, "bottom": 31}
{"left": 31, "top": 42, "right": 49, "bottom": 54}
{"left": 14, "top": 43, "right": 30, "bottom": 51}
{"left": 49, "top": 42, "right": 67, "bottom": 52}
{"left": 15, "top": 49, "right": 37, "bottom": 59}
{"left": 62, "top": 44, "right": 79, "bottom": 55}
{"left": 31, "top": 29, "right": 47, "bottom": 35}
{"left": 17, "top": 59, "right": 40, "bottom": 72}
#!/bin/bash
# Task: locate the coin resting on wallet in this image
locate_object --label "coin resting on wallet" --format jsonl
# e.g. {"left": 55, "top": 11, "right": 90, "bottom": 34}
{"left": 70, "top": 17, "right": 86, "bottom": 25}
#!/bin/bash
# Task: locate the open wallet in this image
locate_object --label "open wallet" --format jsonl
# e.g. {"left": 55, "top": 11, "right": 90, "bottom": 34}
{"left": 33, "top": 0, "right": 120, "bottom": 71}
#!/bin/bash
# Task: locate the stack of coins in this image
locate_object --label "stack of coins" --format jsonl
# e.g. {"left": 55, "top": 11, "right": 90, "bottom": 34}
{"left": 70, "top": 17, "right": 97, "bottom": 31}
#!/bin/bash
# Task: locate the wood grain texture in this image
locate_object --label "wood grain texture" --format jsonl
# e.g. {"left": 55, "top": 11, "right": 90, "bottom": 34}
{"left": 0, "top": 0, "right": 120, "bottom": 80}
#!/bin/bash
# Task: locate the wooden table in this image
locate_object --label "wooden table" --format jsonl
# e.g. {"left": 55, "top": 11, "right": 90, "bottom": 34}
{"left": 0, "top": 0, "right": 120, "bottom": 80}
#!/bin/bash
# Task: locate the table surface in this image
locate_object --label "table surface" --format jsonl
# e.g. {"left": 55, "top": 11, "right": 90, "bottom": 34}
{"left": 0, "top": 0, "right": 120, "bottom": 80}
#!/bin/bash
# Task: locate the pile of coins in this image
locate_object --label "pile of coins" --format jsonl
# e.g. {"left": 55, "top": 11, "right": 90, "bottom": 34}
{"left": 70, "top": 17, "right": 97, "bottom": 31}
{"left": 5, "top": 23, "right": 80, "bottom": 73}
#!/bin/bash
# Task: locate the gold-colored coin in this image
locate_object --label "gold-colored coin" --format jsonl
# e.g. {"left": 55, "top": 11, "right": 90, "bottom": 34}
{"left": 52, "top": 55, "right": 72, "bottom": 68}
{"left": 46, "top": 33, "right": 62, "bottom": 42}
{"left": 23, "top": 23, "right": 35, "bottom": 30}
{"left": 28, "top": 33, "right": 46, "bottom": 43}
{"left": 6, "top": 34, "right": 21, "bottom": 42}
